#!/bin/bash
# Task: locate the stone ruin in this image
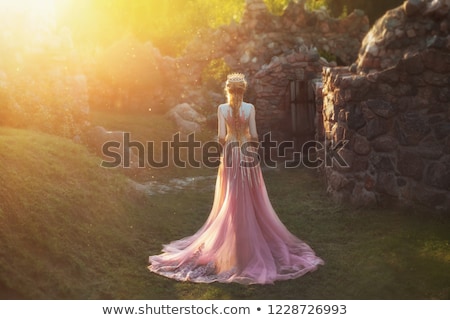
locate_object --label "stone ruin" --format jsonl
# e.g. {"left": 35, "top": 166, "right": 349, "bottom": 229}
{"left": 318, "top": 0, "right": 450, "bottom": 211}
{"left": 157, "top": 0, "right": 449, "bottom": 211}
{"left": 2, "top": 0, "right": 445, "bottom": 211}
{"left": 155, "top": 0, "right": 370, "bottom": 139}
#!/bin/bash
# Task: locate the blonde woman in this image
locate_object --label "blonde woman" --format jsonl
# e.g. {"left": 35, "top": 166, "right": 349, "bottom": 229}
{"left": 149, "top": 73, "right": 323, "bottom": 284}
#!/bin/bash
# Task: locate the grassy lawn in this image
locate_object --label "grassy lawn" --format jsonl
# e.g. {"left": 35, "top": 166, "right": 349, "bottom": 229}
{"left": 0, "top": 112, "right": 449, "bottom": 300}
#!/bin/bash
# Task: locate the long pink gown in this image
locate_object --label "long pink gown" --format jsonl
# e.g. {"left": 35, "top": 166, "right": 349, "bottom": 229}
{"left": 148, "top": 102, "right": 324, "bottom": 284}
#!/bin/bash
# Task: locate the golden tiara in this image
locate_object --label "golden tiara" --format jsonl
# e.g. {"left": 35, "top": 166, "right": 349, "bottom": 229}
{"left": 227, "top": 73, "right": 246, "bottom": 83}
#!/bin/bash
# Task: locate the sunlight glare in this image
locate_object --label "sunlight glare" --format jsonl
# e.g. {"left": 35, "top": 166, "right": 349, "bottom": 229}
{"left": 0, "top": 0, "right": 56, "bottom": 20}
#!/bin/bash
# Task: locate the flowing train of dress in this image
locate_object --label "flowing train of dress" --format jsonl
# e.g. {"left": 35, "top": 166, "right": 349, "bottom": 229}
{"left": 148, "top": 103, "right": 324, "bottom": 284}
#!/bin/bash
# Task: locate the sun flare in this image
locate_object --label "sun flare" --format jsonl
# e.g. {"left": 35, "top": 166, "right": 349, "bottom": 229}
{"left": 0, "top": 0, "right": 56, "bottom": 21}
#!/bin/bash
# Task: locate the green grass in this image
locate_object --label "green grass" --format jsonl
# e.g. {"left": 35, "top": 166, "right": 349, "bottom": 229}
{"left": 0, "top": 113, "right": 449, "bottom": 300}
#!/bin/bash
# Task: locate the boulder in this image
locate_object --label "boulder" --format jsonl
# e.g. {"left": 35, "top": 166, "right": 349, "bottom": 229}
{"left": 167, "top": 103, "right": 206, "bottom": 133}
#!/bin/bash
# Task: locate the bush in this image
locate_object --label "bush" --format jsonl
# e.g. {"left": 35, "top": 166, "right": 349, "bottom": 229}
{"left": 0, "top": 68, "right": 87, "bottom": 138}
{"left": 88, "top": 35, "right": 169, "bottom": 114}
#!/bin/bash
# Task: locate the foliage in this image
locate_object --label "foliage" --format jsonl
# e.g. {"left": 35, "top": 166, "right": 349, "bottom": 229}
{"left": 305, "top": 0, "right": 328, "bottom": 11}
{"left": 0, "top": 68, "right": 86, "bottom": 138}
{"left": 56, "top": 0, "right": 246, "bottom": 56}
{"left": 317, "top": 49, "right": 337, "bottom": 63}
{"left": 263, "top": 0, "right": 291, "bottom": 15}
{"left": 56, "top": 0, "right": 316, "bottom": 56}
{"left": 201, "top": 58, "right": 232, "bottom": 92}
{"left": 52, "top": 0, "right": 406, "bottom": 61}
{"left": 87, "top": 35, "right": 169, "bottom": 113}
{"left": 305, "top": 0, "right": 404, "bottom": 24}
{"left": 0, "top": 7, "right": 87, "bottom": 138}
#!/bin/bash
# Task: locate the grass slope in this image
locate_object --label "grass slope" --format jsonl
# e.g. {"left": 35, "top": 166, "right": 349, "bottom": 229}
{"left": 0, "top": 127, "right": 140, "bottom": 299}
{"left": 0, "top": 122, "right": 449, "bottom": 300}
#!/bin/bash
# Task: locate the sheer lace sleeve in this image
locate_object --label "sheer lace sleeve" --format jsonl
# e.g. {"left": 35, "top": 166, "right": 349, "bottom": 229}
{"left": 249, "top": 104, "right": 258, "bottom": 140}
{"left": 217, "top": 105, "right": 226, "bottom": 141}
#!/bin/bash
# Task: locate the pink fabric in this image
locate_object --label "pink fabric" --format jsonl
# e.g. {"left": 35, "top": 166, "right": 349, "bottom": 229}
{"left": 148, "top": 104, "right": 324, "bottom": 284}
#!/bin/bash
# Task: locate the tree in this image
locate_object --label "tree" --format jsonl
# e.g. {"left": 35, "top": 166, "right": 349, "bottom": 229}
{"left": 312, "top": 0, "right": 404, "bottom": 24}
{"left": 56, "top": 0, "right": 246, "bottom": 56}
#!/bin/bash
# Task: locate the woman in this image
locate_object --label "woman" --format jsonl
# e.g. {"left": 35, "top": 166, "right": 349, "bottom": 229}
{"left": 149, "top": 73, "right": 323, "bottom": 284}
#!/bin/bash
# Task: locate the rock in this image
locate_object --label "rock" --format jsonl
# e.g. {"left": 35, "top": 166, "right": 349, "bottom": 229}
{"left": 366, "top": 117, "right": 390, "bottom": 140}
{"left": 169, "top": 111, "right": 201, "bottom": 134}
{"left": 403, "top": 0, "right": 426, "bottom": 16}
{"left": 351, "top": 183, "right": 377, "bottom": 207}
{"left": 240, "top": 51, "right": 251, "bottom": 64}
{"left": 168, "top": 103, "right": 206, "bottom": 123}
{"left": 319, "top": 0, "right": 450, "bottom": 211}
{"left": 424, "top": 157, "right": 450, "bottom": 190}
{"left": 433, "top": 122, "right": 450, "bottom": 140}
{"left": 371, "top": 135, "right": 399, "bottom": 152}
{"left": 413, "top": 185, "right": 448, "bottom": 208}
{"left": 86, "top": 126, "right": 141, "bottom": 168}
{"left": 401, "top": 53, "right": 424, "bottom": 74}
{"left": 395, "top": 112, "right": 431, "bottom": 146}
{"left": 347, "top": 105, "right": 366, "bottom": 130}
{"left": 422, "top": 49, "right": 450, "bottom": 74}
{"left": 352, "top": 134, "right": 371, "bottom": 155}
{"left": 365, "top": 99, "right": 397, "bottom": 119}
{"left": 406, "top": 28, "right": 417, "bottom": 38}
{"left": 425, "top": 0, "right": 450, "bottom": 17}
{"left": 423, "top": 71, "right": 450, "bottom": 86}
{"left": 370, "top": 153, "right": 395, "bottom": 171}
{"left": 328, "top": 171, "right": 351, "bottom": 191}
{"left": 397, "top": 150, "right": 425, "bottom": 180}
{"left": 444, "top": 136, "right": 450, "bottom": 153}
{"left": 376, "top": 170, "right": 399, "bottom": 197}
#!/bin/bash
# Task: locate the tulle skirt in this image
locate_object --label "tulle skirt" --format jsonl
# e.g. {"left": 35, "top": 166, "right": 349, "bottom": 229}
{"left": 148, "top": 144, "right": 324, "bottom": 284}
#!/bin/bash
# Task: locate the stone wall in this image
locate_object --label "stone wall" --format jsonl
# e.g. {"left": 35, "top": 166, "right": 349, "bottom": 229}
{"left": 159, "top": 0, "right": 369, "bottom": 135}
{"left": 252, "top": 45, "right": 328, "bottom": 142}
{"left": 319, "top": 0, "right": 450, "bottom": 211}
{"left": 180, "top": 0, "right": 369, "bottom": 76}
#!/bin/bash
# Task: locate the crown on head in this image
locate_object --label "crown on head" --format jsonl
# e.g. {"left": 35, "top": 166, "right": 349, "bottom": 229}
{"left": 227, "top": 73, "right": 246, "bottom": 83}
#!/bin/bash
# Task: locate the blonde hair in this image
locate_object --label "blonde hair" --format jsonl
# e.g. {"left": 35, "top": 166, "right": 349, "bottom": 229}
{"left": 225, "top": 74, "right": 247, "bottom": 121}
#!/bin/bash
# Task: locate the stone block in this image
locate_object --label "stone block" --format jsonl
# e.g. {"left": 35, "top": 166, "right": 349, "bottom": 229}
{"left": 422, "top": 49, "right": 450, "bottom": 73}
{"left": 413, "top": 185, "right": 448, "bottom": 208}
{"left": 424, "top": 157, "right": 450, "bottom": 190}
{"left": 397, "top": 150, "right": 425, "bottom": 180}
{"left": 328, "top": 171, "right": 351, "bottom": 191}
{"left": 401, "top": 53, "right": 425, "bottom": 74}
{"left": 351, "top": 183, "right": 377, "bottom": 207}
{"left": 376, "top": 170, "right": 399, "bottom": 197}
{"left": 433, "top": 122, "right": 450, "bottom": 140}
{"left": 423, "top": 71, "right": 450, "bottom": 87}
{"left": 417, "top": 138, "right": 445, "bottom": 159}
{"left": 352, "top": 134, "right": 371, "bottom": 155}
{"left": 371, "top": 135, "right": 399, "bottom": 152}
{"left": 370, "top": 153, "right": 396, "bottom": 171}
{"left": 365, "top": 99, "right": 398, "bottom": 119}
{"left": 395, "top": 112, "right": 431, "bottom": 146}
{"left": 366, "top": 117, "right": 390, "bottom": 140}
{"left": 352, "top": 155, "right": 370, "bottom": 172}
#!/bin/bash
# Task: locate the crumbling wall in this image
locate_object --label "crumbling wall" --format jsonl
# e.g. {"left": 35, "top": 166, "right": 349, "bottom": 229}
{"left": 319, "top": 0, "right": 450, "bottom": 211}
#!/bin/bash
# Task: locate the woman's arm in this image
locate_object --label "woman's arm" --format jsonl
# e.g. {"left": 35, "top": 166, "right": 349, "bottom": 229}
{"left": 217, "top": 105, "right": 226, "bottom": 145}
{"left": 249, "top": 104, "right": 258, "bottom": 141}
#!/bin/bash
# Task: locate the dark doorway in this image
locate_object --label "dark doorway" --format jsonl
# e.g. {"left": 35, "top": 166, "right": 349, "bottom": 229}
{"left": 289, "top": 79, "right": 316, "bottom": 151}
